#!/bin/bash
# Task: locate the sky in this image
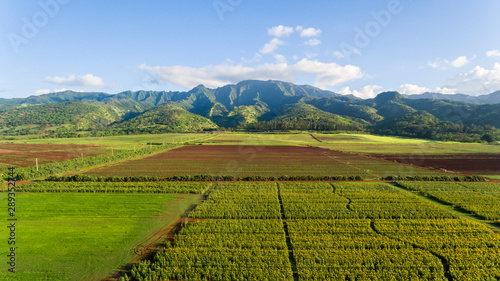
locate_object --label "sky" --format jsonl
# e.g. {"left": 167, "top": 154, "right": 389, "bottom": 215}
{"left": 1, "top": 0, "right": 500, "bottom": 99}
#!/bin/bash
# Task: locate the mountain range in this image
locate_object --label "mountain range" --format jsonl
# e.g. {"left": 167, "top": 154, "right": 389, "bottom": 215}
{"left": 404, "top": 91, "right": 500, "bottom": 104}
{"left": 0, "top": 80, "right": 498, "bottom": 142}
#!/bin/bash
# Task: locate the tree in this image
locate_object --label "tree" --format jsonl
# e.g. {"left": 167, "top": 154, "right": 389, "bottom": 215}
{"left": 481, "top": 133, "right": 496, "bottom": 143}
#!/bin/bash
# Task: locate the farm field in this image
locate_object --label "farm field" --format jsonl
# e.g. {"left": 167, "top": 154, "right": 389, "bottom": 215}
{"left": 313, "top": 133, "right": 500, "bottom": 154}
{"left": 2, "top": 132, "right": 499, "bottom": 280}
{"left": 311, "top": 133, "right": 500, "bottom": 176}
{"left": 0, "top": 143, "right": 109, "bottom": 170}
{"left": 398, "top": 181, "right": 500, "bottom": 221}
{"left": 84, "top": 145, "right": 446, "bottom": 179}
{"left": 7, "top": 132, "right": 211, "bottom": 150}
{"left": 371, "top": 153, "right": 500, "bottom": 175}
{"left": 201, "top": 132, "right": 319, "bottom": 146}
{"left": 132, "top": 182, "right": 500, "bottom": 280}
{"left": 0, "top": 192, "right": 203, "bottom": 281}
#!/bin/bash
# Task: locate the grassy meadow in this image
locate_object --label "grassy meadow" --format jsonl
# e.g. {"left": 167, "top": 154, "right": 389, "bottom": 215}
{"left": 0, "top": 192, "right": 201, "bottom": 281}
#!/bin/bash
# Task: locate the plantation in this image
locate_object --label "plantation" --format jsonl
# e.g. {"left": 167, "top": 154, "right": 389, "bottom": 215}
{"left": 2, "top": 133, "right": 500, "bottom": 280}
{"left": 130, "top": 182, "right": 500, "bottom": 280}
{"left": 85, "top": 145, "right": 445, "bottom": 179}
{"left": 398, "top": 181, "right": 500, "bottom": 220}
{"left": 17, "top": 181, "right": 211, "bottom": 194}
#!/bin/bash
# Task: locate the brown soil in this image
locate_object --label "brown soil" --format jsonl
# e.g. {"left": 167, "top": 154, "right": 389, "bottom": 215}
{"left": 205, "top": 140, "right": 243, "bottom": 143}
{"left": 369, "top": 153, "right": 500, "bottom": 175}
{"left": 0, "top": 143, "right": 108, "bottom": 167}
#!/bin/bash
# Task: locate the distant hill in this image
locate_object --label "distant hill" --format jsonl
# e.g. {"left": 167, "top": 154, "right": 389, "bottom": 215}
{"left": 109, "top": 103, "right": 218, "bottom": 134}
{"left": 405, "top": 91, "right": 500, "bottom": 104}
{"left": 0, "top": 80, "right": 498, "bottom": 142}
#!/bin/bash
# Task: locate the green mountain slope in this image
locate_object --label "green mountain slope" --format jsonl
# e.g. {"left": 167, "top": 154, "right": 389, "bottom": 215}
{"left": 0, "top": 101, "right": 120, "bottom": 136}
{"left": 108, "top": 103, "right": 218, "bottom": 134}
{"left": 0, "top": 80, "right": 498, "bottom": 142}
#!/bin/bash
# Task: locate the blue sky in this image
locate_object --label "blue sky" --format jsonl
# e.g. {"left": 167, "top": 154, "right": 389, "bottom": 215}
{"left": 1, "top": 0, "right": 500, "bottom": 99}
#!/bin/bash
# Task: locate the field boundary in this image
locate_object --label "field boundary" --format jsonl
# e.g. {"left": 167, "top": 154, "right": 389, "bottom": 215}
{"left": 369, "top": 219, "right": 452, "bottom": 281}
{"left": 102, "top": 194, "right": 204, "bottom": 281}
{"left": 277, "top": 183, "right": 299, "bottom": 281}
{"left": 390, "top": 182, "right": 500, "bottom": 233}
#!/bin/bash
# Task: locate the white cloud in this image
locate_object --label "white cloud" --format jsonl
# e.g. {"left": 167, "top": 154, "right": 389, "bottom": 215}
{"left": 34, "top": 88, "right": 81, "bottom": 96}
{"left": 434, "top": 87, "right": 457, "bottom": 95}
{"left": 273, "top": 54, "right": 287, "bottom": 64}
{"left": 396, "top": 84, "right": 459, "bottom": 95}
{"left": 34, "top": 89, "right": 51, "bottom": 96}
{"left": 487, "top": 49, "right": 500, "bottom": 57}
{"left": 43, "top": 74, "right": 107, "bottom": 88}
{"left": 305, "top": 39, "right": 321, "bottom": 47}
{"left": 268, "top": 25, "right": 294, "bottom": 37}
{"left": 260, "top": 38, "right": 285, "bottom": 54}
{"left": 450, "top": 56, "right": 470, "bottom": 68}
{"left": 296, "top": 26, "right": 322, "bottom": 37}
{"left": 140, "top": 59, "right": 363, "bottom": 90}
{"left": 305, "top": 52, "right": 318, "bottom": 59}
{"left": 445, "top": 63, "right": 500, "bottom": 96}
{"left": 338, "top": 85, "right": 382, "bottom": 99}
{"left": 427, "top": 56, "right": 472, "bottom": 69}
{"left": 333, "top": 51, "right": 345, "bottom": 59}
{"left": 398, "top": 84, "right": 431, "bottom": 95}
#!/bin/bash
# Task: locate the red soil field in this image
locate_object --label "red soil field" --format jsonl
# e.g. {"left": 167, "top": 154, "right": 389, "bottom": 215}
{"left": 0, "top": 143, "right": 108, "bottom": 167}
{"left": 369, "top": 153, "right": 500, "bottom": 175}
{"left": 85, "top": 145, "right": 444, "bottom": 179}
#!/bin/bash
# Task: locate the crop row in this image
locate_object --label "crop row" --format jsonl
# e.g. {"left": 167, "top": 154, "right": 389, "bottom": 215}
{"left": 374, "top": 219, "right": 500, "bottom": 280}
{"left": 189, "top": 183, "right": 282, "bottom": 219}
{"left": 398, "top": 181, "right": 500, "bottom": 220}
{"left": 129, "top": 220, "right": 292, "bottom": 281}
{"left": 128, "top": 182, "right": 500, "bottom": 280}
{"left": 15, "top": 181, "right": 211, "bottom": 194}
{"left": 280, "top": 182, "right": 455, "bottom": 219}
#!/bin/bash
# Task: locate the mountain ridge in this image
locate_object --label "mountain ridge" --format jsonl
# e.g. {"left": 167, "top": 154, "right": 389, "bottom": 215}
{"left": 0, "top": 80, "right": 498, "bottom": 142}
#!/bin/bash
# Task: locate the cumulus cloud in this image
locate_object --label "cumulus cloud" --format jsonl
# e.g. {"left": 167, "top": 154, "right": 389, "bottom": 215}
{"left": 268, "top": 25, "right": 294, "bottom": 37}
{"left": 427, "top": 55, "right": 472, "bottom": 69}
{"left": 305, "top": 39, "right": 321, "bottom": 47}
{"left": 398, "top": 84, "right": 431, "bottom": 95}
{"left": 296, "top": 26, "right": 322, "bottom": 37}
{"left": 43, "top": 74, "right": 107, "bottom": 88}
{"left": 338, "top": 85, "right": 382, "bottom": 99}
{"left": 140, "top": 59, "right": 363, "bottom": 90}
{"left": 487, "top": 49, "right": 500, "bottom": 58}
{"left": 273, "top": 54, "right": 287, "bottom": 64}
{"left": 445, "top": 63, "right": 500, "bottom": 96}
{"left": 396, "top": 84, "right": 457, "bottom": 95}
{"left": 434, "top": 87, "right": 457, "bottom": 95}
{"left": 450, "top": 56, "right": 470, "bottom": 68}
{"left": 260, "top": 38, "right": 285, "bottom": 54}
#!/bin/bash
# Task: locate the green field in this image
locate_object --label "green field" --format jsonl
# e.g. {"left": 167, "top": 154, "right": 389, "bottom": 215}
{"left": 0, "top": 192, "right": 201, "bottom": 281}
{"left": 313, "top": 133, "right": 500, "bottom": 154}
{"left": 8, "top": 133, "right": 212, "bottom": 150}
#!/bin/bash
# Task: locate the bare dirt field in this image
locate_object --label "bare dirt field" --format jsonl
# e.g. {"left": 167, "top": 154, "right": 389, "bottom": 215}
{"left": 85, "top": 145, "right": 445, "bottom": 179}
{"left": 0, "top": 142, "right": 108, "bottom": 167}
{"left": 369, "top": 153, "right": 500, "bottom": 175}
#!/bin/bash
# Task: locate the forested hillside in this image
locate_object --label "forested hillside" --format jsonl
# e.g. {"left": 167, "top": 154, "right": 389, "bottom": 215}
{"left": 0, "top": 80, "right": 498, "bottom": 143}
